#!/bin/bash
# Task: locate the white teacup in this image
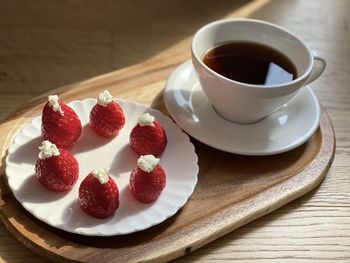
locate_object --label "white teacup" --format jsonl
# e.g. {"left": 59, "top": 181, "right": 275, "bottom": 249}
{"left": 191, "top": 19, "right": 325, "bottom": 124}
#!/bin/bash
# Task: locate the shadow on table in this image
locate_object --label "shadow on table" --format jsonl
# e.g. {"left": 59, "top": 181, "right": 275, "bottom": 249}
{"left": 0, "top": 0, "right": 254, "bottom": 96}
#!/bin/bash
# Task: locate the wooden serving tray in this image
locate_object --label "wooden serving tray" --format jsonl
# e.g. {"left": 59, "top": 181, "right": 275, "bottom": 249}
{"left": 0, "top": 53, "right": 335, "bottom": 263}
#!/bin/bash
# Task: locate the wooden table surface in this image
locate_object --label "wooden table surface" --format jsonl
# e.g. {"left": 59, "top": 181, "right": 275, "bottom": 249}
{"left": 0, "top": 0, "right": 349, "bottom": 262}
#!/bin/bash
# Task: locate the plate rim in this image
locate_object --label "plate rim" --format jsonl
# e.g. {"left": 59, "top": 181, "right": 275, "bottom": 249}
{"left": 5, "top": 98, "right": 199, "bottom": 236}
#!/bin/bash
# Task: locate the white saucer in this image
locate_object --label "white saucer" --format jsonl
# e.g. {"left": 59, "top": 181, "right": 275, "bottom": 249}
{"left": 164, "top": 60, "right": 321, "bottom": 156}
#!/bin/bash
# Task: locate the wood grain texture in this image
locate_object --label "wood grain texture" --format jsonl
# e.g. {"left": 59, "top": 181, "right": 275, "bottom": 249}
{"left": 0, "top": 52, "right": 336, "bottom": 262}
{"left": 0, "top": 0, "right": 349, "bottom": 262}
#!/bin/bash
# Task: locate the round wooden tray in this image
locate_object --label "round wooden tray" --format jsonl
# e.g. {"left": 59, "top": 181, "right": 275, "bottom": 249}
{"left": 0, "top": 55, "right": 335, "bottom": 263}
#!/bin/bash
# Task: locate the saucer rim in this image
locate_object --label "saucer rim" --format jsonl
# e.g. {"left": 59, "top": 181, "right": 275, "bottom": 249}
{"left": 164, "top": 60, "right": 321, "bottom": 156}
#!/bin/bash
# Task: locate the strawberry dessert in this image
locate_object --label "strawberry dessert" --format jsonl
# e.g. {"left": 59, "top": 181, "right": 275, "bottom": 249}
{"left": 35, "top": 140, "right": 79, "bottom": 192}
{"left": 129, "top": 113, "right": 167, "bottom": 156}
{"left": 41, "top": 95, "right": 82, "bottom": 148}
{"left": 89, "top": 90, "right": 125, "bottom": 137}
{"left": 129, "top": 155, "right": 166, "bottom": 203}
{"left": 79, "top": 169, "right": 119, "bottom": 219}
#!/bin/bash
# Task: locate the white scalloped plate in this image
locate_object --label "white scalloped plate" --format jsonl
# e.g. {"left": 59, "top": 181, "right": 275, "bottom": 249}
{"left": 5, "top": 99, "right": 198, "bottom": 236}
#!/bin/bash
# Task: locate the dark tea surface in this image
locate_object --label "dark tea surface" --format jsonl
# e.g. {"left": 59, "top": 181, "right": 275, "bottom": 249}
{"left": 203, "top": 42, "right": 297, "bottom": 85}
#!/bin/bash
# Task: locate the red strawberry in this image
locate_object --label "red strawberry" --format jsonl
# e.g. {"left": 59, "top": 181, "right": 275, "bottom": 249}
{"left": 129, "top": 113, "right": 167, "bottom": 156}
{"left": 35, "top": 141, "right": 78, "bottom": 192}
{"left": 129, "top": 155, "right": 166, "bottom": 203}
{"left": 41, "top": 95, "right": 82, "bottom": 148}
{"left": 90, "top": 90, "right": 125, "bottom": 137}
{"left": 79, "top": 169, "right": 119, "bottom": 219}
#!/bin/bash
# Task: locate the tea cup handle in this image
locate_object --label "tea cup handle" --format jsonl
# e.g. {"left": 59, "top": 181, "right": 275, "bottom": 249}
{"left": 305, "top": 51, "right": 326, "bottom": 85}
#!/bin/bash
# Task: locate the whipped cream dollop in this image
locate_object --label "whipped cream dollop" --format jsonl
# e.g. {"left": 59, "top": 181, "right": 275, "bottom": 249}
{"left": 91, "top": 168, "right": 109, "bottom": 184}
{"left": 137, "top": 155, "right": 160, "bottom": 173}
{"left": 38, "top": 140, "right": 60, "bottom": 160}
{"left": 48, "top": 95, "right": 64, "bottom": 116}
{"left": 97, "top": 90, "right": 113, "bottom": 107}
{"left": 138, "top": 113, "right": 155, "bottom": 127}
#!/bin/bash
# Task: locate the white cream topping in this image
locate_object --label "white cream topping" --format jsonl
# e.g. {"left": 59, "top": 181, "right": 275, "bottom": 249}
{"left": 137, "top": 155, "right": 160, "bottom": 173}
{"left": 97, "top": 90, "right": 113, "bottom": 107}
{"left": 38, "top": 140, "right": 60, "bottom": 160}
{"left": 91, "top": 168, "right": 109, "bottom": 184}
{"left": 138, "top": 113, "right": 155, "bottom": 127}
{"left": 48, "top": 95, "right": 64, "bottom": 116}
